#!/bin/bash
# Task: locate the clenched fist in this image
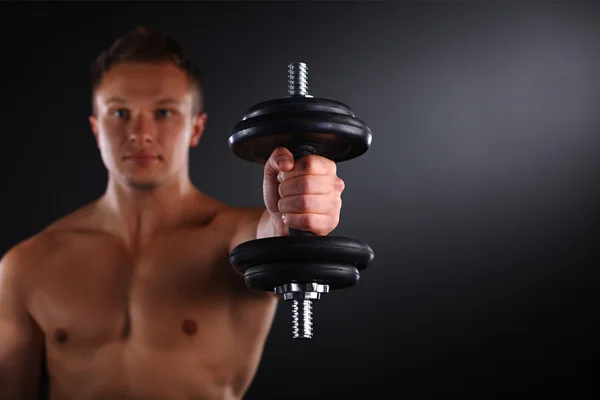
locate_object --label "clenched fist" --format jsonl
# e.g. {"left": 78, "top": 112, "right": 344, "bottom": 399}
{"left": 263, "top": 146, "right": 345, "bottom": 237}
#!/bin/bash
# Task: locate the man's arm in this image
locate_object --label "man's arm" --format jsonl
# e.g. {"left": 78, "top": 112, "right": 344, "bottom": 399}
{"left": 0, "top": 244, "right": 45, "bottom": 400}
{"left": 227, "top": 207, "right": 274, "bottom": 254}
{"left": 222, "top": 207, "right": 281, "bottom": 299}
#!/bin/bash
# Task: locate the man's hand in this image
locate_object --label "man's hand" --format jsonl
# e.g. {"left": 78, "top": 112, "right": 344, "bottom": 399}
{"left": 263, "top": 146, "right": 345, "bottom": 237}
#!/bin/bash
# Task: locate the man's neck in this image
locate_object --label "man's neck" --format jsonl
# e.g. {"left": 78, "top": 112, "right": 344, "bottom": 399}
{"left": 99, "top": 175, "right": 199, "bottom": 250}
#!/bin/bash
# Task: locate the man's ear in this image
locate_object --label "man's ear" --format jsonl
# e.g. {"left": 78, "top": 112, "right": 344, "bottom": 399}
{"left": 190, "top": 112, "right": 207, "bottom": 147}
{"left": 89, "top": 115, "right": 100, "bottom": 148}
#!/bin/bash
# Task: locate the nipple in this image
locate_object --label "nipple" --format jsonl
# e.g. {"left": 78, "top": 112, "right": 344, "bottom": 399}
{"left": 182, "top": 319, "right": 198, "bottom": 336}
{"left": 54, "top": 328, "right": 69, "bottom": 344}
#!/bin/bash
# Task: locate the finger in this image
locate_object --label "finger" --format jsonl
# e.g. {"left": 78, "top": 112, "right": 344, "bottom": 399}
{"left": 278, "top": 155, "right": 336, "bottom": 181}
{"left": 278, "top": 194, "right": 341, "bottom": 215}
{"left": 264, "top": 146, "right": 295, "bottom": 180}
{"left": 263, "top": 147, "right": 295, "bottom": 215}
{"left": 282, "top": 213, "right": 339, "bottom": 235}
{"left": 278, "top": 175, "right": 344, "bottom": 197}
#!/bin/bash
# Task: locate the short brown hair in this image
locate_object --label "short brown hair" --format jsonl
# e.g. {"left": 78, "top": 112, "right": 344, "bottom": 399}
{"left": 90, "top": 26, "right": 204, "bottom": 115}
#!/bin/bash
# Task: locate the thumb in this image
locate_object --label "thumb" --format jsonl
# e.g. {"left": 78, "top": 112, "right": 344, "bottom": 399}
{"left": 263, "top": 146, "right": 294, "bottom": 214}
{"left": 266, "top": 146, "right": 294, "bottom": 173}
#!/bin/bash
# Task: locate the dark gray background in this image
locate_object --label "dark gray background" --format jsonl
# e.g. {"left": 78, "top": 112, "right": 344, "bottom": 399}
{"left": 1, "top": 1, "right": 597, "bottom": 398}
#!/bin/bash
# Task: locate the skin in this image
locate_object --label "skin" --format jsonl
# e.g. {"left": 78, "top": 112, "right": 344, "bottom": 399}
{"left": 0, "top": 62, "right": 345, "bottom": 400}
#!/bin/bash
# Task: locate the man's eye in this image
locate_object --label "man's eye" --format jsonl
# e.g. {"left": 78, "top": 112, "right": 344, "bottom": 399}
{"left": 156, "top": 109, "right": 173, "bottom": 118}
{"left": 113, "top": 109, "right": 130, "bottom": 119}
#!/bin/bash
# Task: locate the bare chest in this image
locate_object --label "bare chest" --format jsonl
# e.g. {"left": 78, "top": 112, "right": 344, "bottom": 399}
{"left": 27, "top": 230, "right": 278, "bottom": 400}
{"left": 28, "top": 233, "right": 239, "bottom": 350}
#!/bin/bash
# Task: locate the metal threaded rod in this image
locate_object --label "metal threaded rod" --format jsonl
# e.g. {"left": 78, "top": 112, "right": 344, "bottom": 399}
{"left": 276, "top": 283, "right": 328, "bottom": 340}
{"left": 285, "top": 65, "right": 317, "bottom": 340}
{"left": 292, "top": 299, "right": 313, "bottom": 339}
{"left": 288, "top": 62, "right": 308, "bottom": 96}
{"left": 287, "top": 62, "right": 314, "bottom": 238}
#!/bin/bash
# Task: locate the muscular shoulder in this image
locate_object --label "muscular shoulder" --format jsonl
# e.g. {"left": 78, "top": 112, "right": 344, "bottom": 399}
{"left": 1, "top": 201, "right": 105, "bottom": 280}
{"left": 0, "top": 230, "right": 61, "bottom": 299}
{"left": 211, "top": 205, "right": 268, "bottom": 253}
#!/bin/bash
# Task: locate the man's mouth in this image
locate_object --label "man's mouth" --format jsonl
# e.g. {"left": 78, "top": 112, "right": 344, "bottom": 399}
{"left": 124, "top": 153, "right": 160, "bottom": 162}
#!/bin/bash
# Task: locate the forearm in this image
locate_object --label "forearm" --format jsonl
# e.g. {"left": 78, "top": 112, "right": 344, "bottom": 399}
{"left": 255, "top": 209, "right": 276, "bottom": 240}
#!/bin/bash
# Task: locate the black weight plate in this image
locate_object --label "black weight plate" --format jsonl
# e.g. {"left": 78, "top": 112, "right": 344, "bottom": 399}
{"left": 229, "top": 235, "right": 375, "bottom": 275}
{"left": 229, "top": 111, "right": 372, "bottom": 163}
{"left": 244, "top": 261, "right": 360, "bottom": 291}
{"left": 241, "top": 97, "right": 357, "bottom": 119}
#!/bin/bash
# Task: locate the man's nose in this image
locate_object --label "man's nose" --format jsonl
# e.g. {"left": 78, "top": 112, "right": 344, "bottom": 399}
{"left": 128, "top": 112, "right": 156, "bottom": 144}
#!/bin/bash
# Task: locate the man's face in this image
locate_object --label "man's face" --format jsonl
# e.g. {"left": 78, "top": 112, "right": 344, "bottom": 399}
{"left": 90, "top": 62, "right": 206, "bottom": 190}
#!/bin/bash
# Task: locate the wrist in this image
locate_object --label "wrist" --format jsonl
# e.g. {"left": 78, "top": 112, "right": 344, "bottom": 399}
{"left": 256, "top": 209, "right": 276, "bottom": 240}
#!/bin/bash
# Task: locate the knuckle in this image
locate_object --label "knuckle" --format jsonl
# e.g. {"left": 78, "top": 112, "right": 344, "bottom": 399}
{"left": 331, "top": 214, "right": 340, "bottom": 228}
{"left": 337, "top": 177, "right": 345, "bottom": 192}
{"left": 333, "top": 196, "right": 342, "bottom": 210}
{"left": 302, "top": 215, "right": 319, "bottom": 231}
{"left": 297, "top": 176, "right": 311, "bottom": 193}
{"left": 330, "top": 160, "right": 337, "bottom": 176}
{"left": 295, "top": 195, "right": 310, "bottom": 211}
{"left": 302, "top": 155, "right": 321, "bottom": 173}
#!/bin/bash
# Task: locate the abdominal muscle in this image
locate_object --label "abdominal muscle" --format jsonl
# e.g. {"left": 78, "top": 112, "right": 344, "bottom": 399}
{"left": 46, "top": 340, "right": 243, "bottom": 400}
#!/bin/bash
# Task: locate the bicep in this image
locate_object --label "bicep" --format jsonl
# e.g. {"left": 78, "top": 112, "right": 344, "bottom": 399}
{"left": 216, "top": 207, "right": 280, "bottom": 299}
{"left": 0, "top": 250, "right": 44, "bottom": 400}
{"left": 225, "top": 207, "right": 269, "bottom": 254}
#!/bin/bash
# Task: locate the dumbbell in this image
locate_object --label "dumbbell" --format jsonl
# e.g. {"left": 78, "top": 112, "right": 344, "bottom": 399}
{"left": 228, "top": 62, "right": 374, "bottom": 339}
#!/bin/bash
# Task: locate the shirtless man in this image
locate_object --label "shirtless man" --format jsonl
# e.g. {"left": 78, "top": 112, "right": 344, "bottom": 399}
{"left": 0, "top": 27, "right": 345, "bottom": 400}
